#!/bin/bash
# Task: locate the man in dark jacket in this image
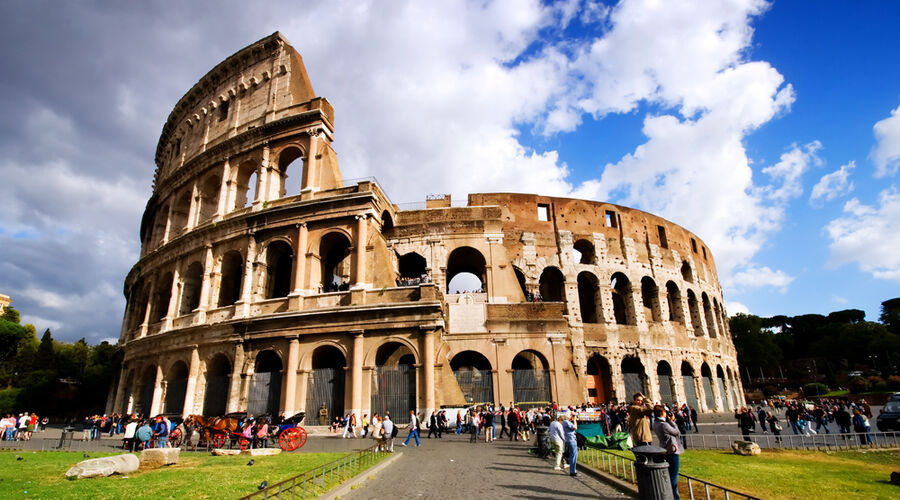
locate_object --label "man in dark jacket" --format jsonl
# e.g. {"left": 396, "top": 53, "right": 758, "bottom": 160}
{"left": 735, "top": 407, "right": 754, "bottom": 441}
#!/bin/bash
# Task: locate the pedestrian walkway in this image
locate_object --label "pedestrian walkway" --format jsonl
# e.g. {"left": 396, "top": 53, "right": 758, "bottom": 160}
{"left": 342, "top": 434, "right": 627, "bottom": 499}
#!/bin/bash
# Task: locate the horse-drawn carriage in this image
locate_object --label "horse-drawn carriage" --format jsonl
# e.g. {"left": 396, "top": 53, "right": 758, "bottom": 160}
{"left": 184, "top": 412, "right": 308, "bottom": 452}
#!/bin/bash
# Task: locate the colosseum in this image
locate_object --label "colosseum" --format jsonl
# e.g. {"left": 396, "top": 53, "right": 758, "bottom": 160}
{"left": 107, "top": 33, "right": 744, "bottom": 424}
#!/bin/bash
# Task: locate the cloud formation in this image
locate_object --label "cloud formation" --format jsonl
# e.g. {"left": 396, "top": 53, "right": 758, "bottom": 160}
{"left": 825, "top": 188, "right": 900, "bottom": 283}
{"left": 810, "top": 161, "right": 855, "bottom": 206}
{"left": 872, "top": 105, "right": 900, "bottom": 178}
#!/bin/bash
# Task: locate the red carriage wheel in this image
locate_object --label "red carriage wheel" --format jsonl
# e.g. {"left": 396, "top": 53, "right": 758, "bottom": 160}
{"left": 212, "top": 432, "right": 226, "bottom": 449}
{"left": 295, "top": 427, "right": 307, "bottom": 449}
{"left": 169, "top": 428, "right": 183, "bottom": 448}
{"left": 240, "top": 437, "right": 250, "bottom": 451}
{"left": 278, "top": 427, "right": 307, "bottom": 452}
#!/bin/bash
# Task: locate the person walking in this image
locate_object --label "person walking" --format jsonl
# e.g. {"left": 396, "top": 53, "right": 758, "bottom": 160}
{"left": 690, "top": 406, "right": 698, "bottom": 433}
{"left": 382, "top": 414, "right": 396, "bottom": 452}
{"left": 562, "top": 412, "right": 579, "bottom": 477}
{"left": 653, "top": 406, "right": 684, "bottom": 500}
{"left": 483, "top": 409, "right": 494, "bottom": 443}
{"left": 735, "top": 407, "right": 753, "bottom": 442}
{"left": 766, "top": 412, "right": 783, "bottom": 444}
{"left": 469, "top": 410, "right": 479, "bottom": 443}
{"left": 401, "top": 410, "right": 420, "bottom": 447}
{"left": 427, "top": 412, "right": 439, "bottom": 439}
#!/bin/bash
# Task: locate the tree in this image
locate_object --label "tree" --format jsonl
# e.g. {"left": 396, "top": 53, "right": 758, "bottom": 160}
{"left": 730, "top": 313, "right": 783, "bottom": 374}
{"left": 37, "top": 329, "right": 54, "bottom": 367}
{"left": 882, "top": 298, "right": 900, "bottom": 335}
{"left": 1, "top": 305, "right": 20, "bottom": 324}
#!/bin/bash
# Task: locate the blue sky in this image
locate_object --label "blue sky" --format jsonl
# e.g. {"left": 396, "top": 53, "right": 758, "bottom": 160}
{"left": 0, "top": 0, "right": 898, "bottom": 342}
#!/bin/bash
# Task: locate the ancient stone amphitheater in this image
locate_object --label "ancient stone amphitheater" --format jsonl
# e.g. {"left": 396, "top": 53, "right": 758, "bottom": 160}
{"left": 107, "top": 33, "right": 743, "bottom": 423}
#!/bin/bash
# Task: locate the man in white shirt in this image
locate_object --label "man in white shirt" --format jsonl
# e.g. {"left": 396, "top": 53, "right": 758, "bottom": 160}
{"left": 382, "top": 415, "right": 395, "bottom": 452}
{"left": 123, "top": 419, "right": 138, "bottom": 451}
{"left": 548, "top": 415, "right": 565, "bottom": 470}
{"left": 401, "top": 410, "right": 420, "bottom": 447}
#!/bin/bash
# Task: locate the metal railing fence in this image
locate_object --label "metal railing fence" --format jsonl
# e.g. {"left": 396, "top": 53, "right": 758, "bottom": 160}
{"left": 237, "top": 443, "right": 388, "bottom": 500}
{"left": 578, "top": 447, "right": 760, "bottom": 500}
{"left": 684, "top": 430, "right": 900, "bottom": 451}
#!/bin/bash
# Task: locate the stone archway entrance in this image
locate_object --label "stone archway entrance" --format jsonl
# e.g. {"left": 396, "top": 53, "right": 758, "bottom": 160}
{"left": 203, "top": 355, "right": 231, "bottom": 416}
{"left": 586, "top": 354, "right": 613, "bottom": 405}
{"left": 512, "top": 350, "right": 551, "bottom": 405}
{"left": 305, "top": 345, "right": 346, "bottom": 423}
{"left": 370, "top": 342, "right": 416, "bottom": 424}
{"left": 248, "top": 350, "right": 282, "bottom": 416}
{"left": 450, "top": 351, "right": 494, "bottom": 405}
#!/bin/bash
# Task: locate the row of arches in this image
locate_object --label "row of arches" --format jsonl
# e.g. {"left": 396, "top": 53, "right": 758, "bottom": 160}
{"left": 146, "top": 146, "right": 309, "bottom": 250}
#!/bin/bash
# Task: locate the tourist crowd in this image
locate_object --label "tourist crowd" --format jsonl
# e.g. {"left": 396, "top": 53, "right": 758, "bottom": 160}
{"left": 1, "top": 413, "right": 46, "bottom": 440}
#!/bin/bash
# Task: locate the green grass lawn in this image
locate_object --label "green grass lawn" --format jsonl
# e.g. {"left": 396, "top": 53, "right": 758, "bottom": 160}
{"left": 0, "top": 450, "right": 353, "bottom": 499}
{"left": 582, "top": 448, "right": 900, "bottom": 499}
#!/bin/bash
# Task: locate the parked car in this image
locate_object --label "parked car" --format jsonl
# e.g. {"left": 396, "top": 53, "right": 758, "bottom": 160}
{"left": 876, "top": 400, "right": 900, "bottom": 431}
{"left": 888, "top": 392, "right": 900, "bottom": 402}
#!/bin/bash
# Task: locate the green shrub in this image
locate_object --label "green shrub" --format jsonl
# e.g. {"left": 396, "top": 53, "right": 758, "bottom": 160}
{"left": 849, "top": 377, "right": 868, "bottom": 394}
{"left": 867, "top": 375, "right": 887, "bottom": 391}
{"left": 802, "top": 383, "right": 828, "bottom": 396}
{"left": 0, "top": 388, "right": 22, "bottom": 413}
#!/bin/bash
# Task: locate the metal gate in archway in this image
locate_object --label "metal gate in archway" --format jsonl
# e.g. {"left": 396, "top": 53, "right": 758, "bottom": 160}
{"left": 371, "top": 365, "right": 415, "bottom": 424}
{"left": 512, "top": 369, "right": 551, "bottom": 405}
{"left": 717, "top": 375, "right": 730, "bottom": 410}
{"left": 623, "top": 372, "right": 644, "bottom": 399}
{"left": 453, "top": 369, "right": 494, "bottom": 404}
{"left": 165, "top": 378, "right": 187, "bottom": 415}
{"left": 682, "top": 376, "right": 699, "bottom": 409}
{"left": 248, "top": 371, "right": 282, "bottom": 416}
{"left": 658, "top": 374, "right": 674, "bottom": 404}
{"left": 306, "top": 367, "right": 345, "bottom": 422}
{"left": 139, "top": 382, "right": 154, "bottom": 416}
{"left": 702, "top": 375, "right": 715, "bottom": 410}
{"left": 203, "top": 375, "right": 230, "bottom": 416}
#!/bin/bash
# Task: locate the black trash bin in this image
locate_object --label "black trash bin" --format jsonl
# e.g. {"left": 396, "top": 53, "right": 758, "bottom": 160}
{"left": 534, "top": 425, "right": 551, "bottom": 457}
{"left": 632, "top": 444, "right": 674, "bottom": 500}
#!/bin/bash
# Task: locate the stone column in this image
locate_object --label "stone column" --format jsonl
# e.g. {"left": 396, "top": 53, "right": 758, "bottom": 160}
{"left": 182, "top": 346, "right": 201, "bottom": 417}
{"left": 112, "top": 365, "right": 128, "bottom": 414}
{"left": 609, "top": 356, "right": 627, "bottom": 404}
{"left": 216, "top": 159, "right": 231, "bottom": 218}
{"left": 164, "top": 263, "right": 182, "bottom": 331}
{"left": 197, "top": 245, "right": 214, "bottom": 321}
{"left": 149, "top": 364, "right": 164, "bottom": 416}
{"left": 187, "top": 180, "right": 199, "bottom": 230}
{"left": 297, "top": 370, "right": 310, "bottom": 415}
{"left": 226, "top": 343, "right": 245, "bottom": 413}
{"left": 350, "top": 332, "right": 364, "bottom": 417}
{"left": 422, "top": 328, "right": 435, "bottom": 416}
{"left": 353, "top": 215, "right": 368, "bottom": 288}
{"left": 139, "top": 280, "right": 156, "bottom": 338}
{"left": 162, "top": 202, "right": 175, "bottom": 246}
{"left": 283, "top": 338, "right": 300, "bottom": 416}
{"left": 127, "top": 372, "right": 141, "bottom": 415}
{"left": 236, "top": 235, "right": 257, "bottom": 318}
{"left": 302, "top": 129, "right": 320, "bottom": 191}
{"left": 254, "top": 145, "right": 270, "bottom": 209}
{"left": 292, "top": 223, "right": 308, "bottom": 294}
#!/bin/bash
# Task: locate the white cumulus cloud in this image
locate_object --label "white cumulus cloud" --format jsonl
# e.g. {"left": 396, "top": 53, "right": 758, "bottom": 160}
{"left": 872, "top": 105, "right": 900, "bottom": 178}
{"left": 810, "top": 161, "right": 855, "bottom": 206}
{"left": 825, "top": 188, "right": 900, "bottom": 283}
{"left": 728, "top": 266, "right": 795, "bottom": 292}
{"left": 726, "top": 301, "right": 750, "bottom": 316}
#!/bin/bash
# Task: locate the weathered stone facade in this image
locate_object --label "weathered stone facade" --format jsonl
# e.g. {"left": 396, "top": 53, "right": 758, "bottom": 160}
{"left": 107, "top": 33, "right": 743, "bottom": 423}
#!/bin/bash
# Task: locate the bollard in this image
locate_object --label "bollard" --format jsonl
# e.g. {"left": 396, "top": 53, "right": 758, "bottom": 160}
{"left": 534, "top": 425, "right": 551, "bottom": 458}
{"left": 632, "top": 444, "right": 674, "bottom": 500}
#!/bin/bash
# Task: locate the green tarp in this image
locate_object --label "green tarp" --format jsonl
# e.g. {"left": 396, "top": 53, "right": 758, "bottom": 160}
{"left": 581, "top": 431, "right": 632, "bottom": 451}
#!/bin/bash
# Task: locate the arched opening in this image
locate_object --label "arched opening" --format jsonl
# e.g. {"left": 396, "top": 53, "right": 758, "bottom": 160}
{"left": 702, "top": 292, "right": 717, "bottom": 338}
{"left": 716, "top": 365, "right": 730, "bottom": 410}
{"left": 152, "top": 205, "right": 168, "bottom": 248}
{"left": 446, "top": 246, "right": 486, "bottom": 294}
{"left": 265, "top": 241, "right": 293, "bottom": 299}
{"left": 657, "top": 361, "right": 675, "bottom": 405}
{"left": 586, "top": 354, "right": 613, "bottom": 405}
{"left": 539, "top": 266, "right": 565, "bottom": 302}
{"left": 381, "top": 210, "right": 394, "bottom": 234}
{"left": 641, "top": 276, "right": 662, "bottom": 323}
{"left": 218, "top": 251, "right": 244, "bottom": 307}
{"left": 450, "top": 351, "right": 494, "bottom": 405}
{"left": 573, "top": 239, "right": 595, "bottom": 265}
{"left": 138, "top": 366, "right": 157, "bottom": 417}
{"left": 514, "top": 267, "right": 529, "bottom": 301}
{"left": 127, "top": 281, "right": 148, "bottom": 332}
{"left": 169, "top": 190, "right": 191, "bottom": 239}
{"left": 180, "top": 261, "right": 204, "bottom": 315}
{"left": 277, "top": 147, "right": 304, "bottom": 198}
{"left": 164, "top": 361, "right": 189, "bottom": 415}
{"left": 234, "top": 162, "right": 258, "bottom": 209}
{"left": 727, "top": 367, "right": 741, "bottom": 408}
{"left": 687, "top": 290, "right": 703, "bottom": 336}
{"left": 153, "top": 272, "right": 173, "bottom": 322}
{"left": 248, "top": 350, "right": 282, "bottom": 416}
{"left": 306, "top": 345, "right": 346, "bottom": 422}
{"left": 512, "top": 350, "right": 551, "bottom": 405}
{"left": 197, "top": 175, "right": 220, "bottom": 223}
{"left": 203, "top": 355, "right": 231, "bottom": 416}
{"left": 397, "top": 252, "right": 427, "bottom": 284}
{"left": 121, "top": 371, "right": 134, "bottom": 414}
{"left": 320, "top": 232, "right": 352, "bottom": 292}
{"left": 611, "top": 272, "right": 634, "bottom": 325}
{"left": 681, "top": 362, "right": 699, "bottom": 410}
{"left": 665, "top": 281, "right": 684, "bottom": 324}
{"left": 621, "top": 357, "right": 647, "bottom": 399}
{"left": 371, "top": 342, "right": 416, "bottom": 424}
{"left": 713, "top": 298, "right": 726, "bottom": 338}
{"left": 577, "top": 272, "right": 600, "bottom": 323}
{"left": 701, "top": 363, "right": 715, "bottom": 411}
{"left": 681, "top": 261, "right": 693, "bottom": 283}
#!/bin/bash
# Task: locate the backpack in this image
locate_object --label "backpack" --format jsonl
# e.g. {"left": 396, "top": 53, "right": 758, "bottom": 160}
{"left": 391, "top": 424, "right": 399, "bottom": 438}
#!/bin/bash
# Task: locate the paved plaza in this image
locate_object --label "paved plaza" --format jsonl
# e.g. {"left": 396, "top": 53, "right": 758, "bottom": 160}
{"left": 342, "top": 434, "right": 626, "bottom": 500}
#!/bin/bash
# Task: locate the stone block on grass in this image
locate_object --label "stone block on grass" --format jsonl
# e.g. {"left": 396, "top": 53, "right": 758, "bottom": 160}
{"left": 244, "top": 448, "right": 282, "bottom": 456}
{"left": 212, "top": 449, "right": 241, "bottom": 456}
{"left": 731, "top": 441, "right": 761, "bottom": 456}
{"left": 66, "top": 454, "right": 140, "bottom": 479}
{"left": 139, "top": 448, "right": 180, "bottom": 468}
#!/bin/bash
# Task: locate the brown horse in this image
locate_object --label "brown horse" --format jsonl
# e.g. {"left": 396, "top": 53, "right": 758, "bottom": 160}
{"left": 185, "top": 415, "right": 244, "bottom": 446}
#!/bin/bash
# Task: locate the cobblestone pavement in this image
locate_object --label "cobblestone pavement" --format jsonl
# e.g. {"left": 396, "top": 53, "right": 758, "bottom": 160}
{"left": 342, "top": 433, "right": 628, "bottom": 500}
